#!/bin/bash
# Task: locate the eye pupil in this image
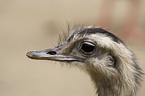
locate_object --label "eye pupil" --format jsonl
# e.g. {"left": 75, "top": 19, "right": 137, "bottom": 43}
{"left": 81, "top": 43, "right": 95, "bottom": 52}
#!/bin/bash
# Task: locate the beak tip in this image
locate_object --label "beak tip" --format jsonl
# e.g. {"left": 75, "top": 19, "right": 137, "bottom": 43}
{"left": 26, "top": 51, "right": 34, "bottom": 58}
{"left": 26, "top": 51, "right": 45, "bottom": 60}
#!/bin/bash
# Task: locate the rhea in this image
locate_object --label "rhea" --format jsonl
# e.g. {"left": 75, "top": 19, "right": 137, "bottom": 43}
{"left": 27, "top": 26, "right": 142, "bottom": 96}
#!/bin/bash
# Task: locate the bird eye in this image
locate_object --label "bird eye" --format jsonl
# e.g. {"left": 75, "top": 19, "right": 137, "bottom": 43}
{"left": 79, "top": 40, "right": 96, "bottom": 56}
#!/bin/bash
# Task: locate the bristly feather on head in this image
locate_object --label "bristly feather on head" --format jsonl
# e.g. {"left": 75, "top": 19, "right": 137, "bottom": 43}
{"left": 59, "top": 25, "right": 124, "bottom": 44}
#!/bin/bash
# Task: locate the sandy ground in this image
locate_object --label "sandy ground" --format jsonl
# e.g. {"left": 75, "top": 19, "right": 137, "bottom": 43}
{"left": 0, "top": 1, "right": 145, "bottom": 96}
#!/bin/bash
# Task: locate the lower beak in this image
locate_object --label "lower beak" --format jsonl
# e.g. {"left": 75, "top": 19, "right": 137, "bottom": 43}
{"left": 26, "top": 49, "right": 82, "bottom": 62}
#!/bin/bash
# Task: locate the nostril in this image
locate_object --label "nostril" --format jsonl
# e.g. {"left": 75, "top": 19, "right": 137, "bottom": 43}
{"left": 47, "top": 51, "right": 56, "bottom": 55}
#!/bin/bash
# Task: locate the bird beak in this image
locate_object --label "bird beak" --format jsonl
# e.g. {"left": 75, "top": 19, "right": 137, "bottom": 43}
{"left": 26, "top": 44, "right": 83, "bottom": 62}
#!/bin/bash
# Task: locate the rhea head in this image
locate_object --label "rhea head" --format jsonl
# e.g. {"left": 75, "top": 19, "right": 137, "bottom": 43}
{"left": 27, "top": 26, "right": 142, "bottom": 96}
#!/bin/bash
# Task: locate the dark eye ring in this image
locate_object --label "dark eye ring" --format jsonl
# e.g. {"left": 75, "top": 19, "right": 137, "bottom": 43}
{"left": 79, "top": 40, "right": 96, "bottom": 56}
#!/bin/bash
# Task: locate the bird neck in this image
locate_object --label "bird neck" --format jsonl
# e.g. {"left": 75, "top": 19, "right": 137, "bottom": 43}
{"left": 95, "top": 79, "right": 122, "bottom": 96}
{"left": 88, "top": 72, "right": 135, "bottom": 96}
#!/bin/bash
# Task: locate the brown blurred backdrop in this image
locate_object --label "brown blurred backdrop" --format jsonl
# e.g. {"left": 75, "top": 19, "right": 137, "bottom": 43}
{"left": 0, "top": 0, "right": 145, "bottom": 96}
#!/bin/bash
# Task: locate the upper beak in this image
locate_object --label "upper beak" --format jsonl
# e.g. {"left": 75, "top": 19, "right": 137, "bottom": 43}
{"left": 26, "top": 45, "right": 83, "bottom": 62}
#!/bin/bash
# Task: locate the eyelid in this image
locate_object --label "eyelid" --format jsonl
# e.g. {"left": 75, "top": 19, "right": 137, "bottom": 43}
{"left": 83, "top": 42, "right": 95, "bottom": 46}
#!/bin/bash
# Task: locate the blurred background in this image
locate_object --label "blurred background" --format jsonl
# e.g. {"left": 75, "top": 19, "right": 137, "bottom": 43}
{"left": 0, "top": 0, "right": 145, "bottom": 96}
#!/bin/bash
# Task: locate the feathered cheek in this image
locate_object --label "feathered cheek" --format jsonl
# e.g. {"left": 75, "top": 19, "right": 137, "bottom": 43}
{"left": 89, "top": 57, "right": 117, "bottom": 72}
